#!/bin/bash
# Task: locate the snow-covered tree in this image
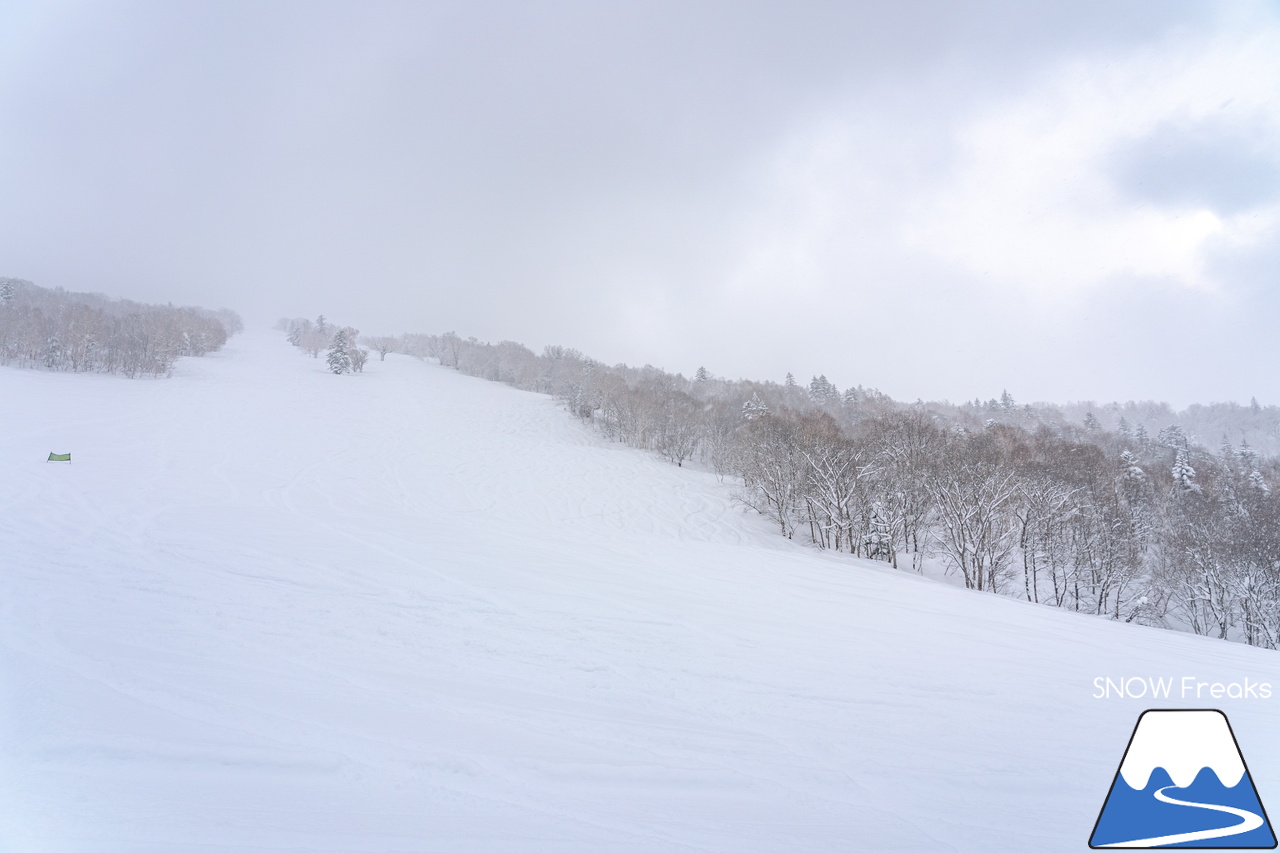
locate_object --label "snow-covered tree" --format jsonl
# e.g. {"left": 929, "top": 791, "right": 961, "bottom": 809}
{"left": 286, "top": 318, "right": 308, "bottom": 347}
{"left": 1120, "top": 450, "right": 1145, "bottom": 484}
{"left": 742, "top": 393, "right": 768, "bottom": 420}
{"left": 808, "top": 374, "right": 838, "bottom": 401}
{"left": 326, "top": 329, "right": 352, "bottom": 374}
{"left": 1171, "top": 449, "right": 1199, "bottom": 493}
{"left": 364, "top": 335, "right": 398, "bottom": 361}
{"left": 438, "top": 331, "right": 462, "bottom": 368}
{"left": 1134, "top": 423, "right": 1150, "bottom": 454}
{"left": 0, "top": 279, "right": 235, "bottom": 375}
{"left": 737, "top": 414, "right": 805, "bottom": 538}
{"left": 1238, "top": 440, "right": 1258, "bottom": 470}
{"left": 926, "top": 437, "right": 1018, "bottom": 592}
{"left": 1158, "top": 424, "right": 1187, "bottom": 450}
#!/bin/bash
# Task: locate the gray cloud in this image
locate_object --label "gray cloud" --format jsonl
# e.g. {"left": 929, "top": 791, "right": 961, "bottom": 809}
{"left": 1, "top": 0, "right": 1273, "bottom": 407}
{"left": 1109, "top": 117, "right": 1280, "bottom": 214}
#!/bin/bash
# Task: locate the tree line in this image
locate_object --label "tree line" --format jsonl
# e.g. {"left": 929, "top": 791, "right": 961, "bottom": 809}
{"left": 0, "top": 278, "right": 242, "bottom": 377}
{"left": 962, "top": 394, "right": 1280, "bottom": 464}
{"left": 366, "top": 329, "right": 1280, "bottom": 649}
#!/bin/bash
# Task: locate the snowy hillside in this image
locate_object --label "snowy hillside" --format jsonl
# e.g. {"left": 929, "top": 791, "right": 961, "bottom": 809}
{"left": 2, "top": 332, "right": 1277, "bottom": 852}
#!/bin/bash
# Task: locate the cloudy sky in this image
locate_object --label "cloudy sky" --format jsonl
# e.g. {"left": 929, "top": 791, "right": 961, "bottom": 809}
{"left": 2, "top": 1, "right": 1278, "bottom": 406}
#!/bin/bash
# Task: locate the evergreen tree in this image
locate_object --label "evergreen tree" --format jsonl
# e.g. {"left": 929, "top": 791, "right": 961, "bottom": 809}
{"left": 1135, "top": 423, "right": 1150, "bottom": 454}
{"left": 808, "top": 374, "right": 837, "bottom": 401}
{"left": 1239, "top": 440, "right": 1258, "bottom": 470}
{"left": 742, "top": 393, "right": 768, "bottom": 420}
{"left": 0, "top": 278, "right": 15, "bottom": 306}
{"left": 1171, "top": 449, "right": 1199, "bottom": 493}
{"left": 286, "top": 318, "right": 309, "bottom": 347}
{"left": 326, "top": 329, "right": 352, "bottom": 374}
{"left": 695, "top": 366, "right": 710, "bottom": 382}
{"left": 1120, "top": 450, "right": 1147, "bottom": 491}
{"left": 1158, "top": 424, "right": 1187, "bottom": 450}
{"left": 784, "top": 372, "right": 797, "bottom": 388}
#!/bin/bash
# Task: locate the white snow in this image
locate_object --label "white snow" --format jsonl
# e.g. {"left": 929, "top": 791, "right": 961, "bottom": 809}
{"left": 2, "top": 331, "right": 1278, "bottom": 852}
{"left": 1118, "top": 710, "right": 1246, "bottom": 789}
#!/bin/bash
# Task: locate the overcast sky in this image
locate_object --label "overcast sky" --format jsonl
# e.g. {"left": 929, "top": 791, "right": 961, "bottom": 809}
{"left": 2, "top": 1, "right": 1278, "bottom": 406}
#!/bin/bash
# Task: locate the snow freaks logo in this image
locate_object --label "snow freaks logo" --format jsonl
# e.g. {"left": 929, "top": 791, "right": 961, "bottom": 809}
{"left": 1089, "top": 710, "right": 1276, "bottom": 848}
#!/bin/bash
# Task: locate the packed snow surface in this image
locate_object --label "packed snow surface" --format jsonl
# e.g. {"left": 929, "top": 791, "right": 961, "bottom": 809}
{"left": 2, "top": 332, "right": 1277, "bottom": 852}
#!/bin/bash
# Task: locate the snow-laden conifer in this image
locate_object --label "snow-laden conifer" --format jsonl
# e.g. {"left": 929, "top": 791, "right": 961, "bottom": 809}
{"left": 327, "top": 329, "right": 352, "bottom": 374}
{"left": 1172, "top": 449, "right": 1199, "bottom": 493}
{"left": 1158, "top": 424, "right": 1187, "bottom": 450}
{"left": 808, "top": 374, "right": 837, "bottom": 401}
{"left": 742, "top": 393, "right": 768, "bottom": 420}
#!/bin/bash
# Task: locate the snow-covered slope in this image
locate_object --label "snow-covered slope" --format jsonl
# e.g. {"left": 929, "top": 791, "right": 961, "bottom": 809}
{"left": 1, "top": 332, "right": 1276, "bottom": 852}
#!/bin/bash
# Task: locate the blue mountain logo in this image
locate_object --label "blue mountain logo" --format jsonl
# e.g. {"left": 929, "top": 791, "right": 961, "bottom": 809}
{"left": 1090, "top": 709, "right": 1276, "bottom": 848}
